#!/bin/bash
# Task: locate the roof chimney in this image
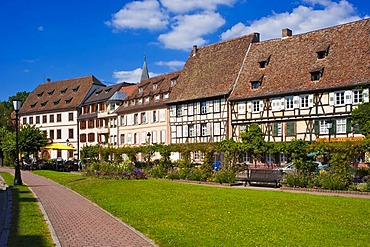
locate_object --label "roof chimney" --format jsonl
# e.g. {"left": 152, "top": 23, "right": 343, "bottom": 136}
{"left": 282, "top": 28, "right": 292, "bottom": 38}
{"left": 252, "top": 33, "right": 260, "bottom": 43}
{"left": 192, "top": 45, "right": 197, "bottom": 57}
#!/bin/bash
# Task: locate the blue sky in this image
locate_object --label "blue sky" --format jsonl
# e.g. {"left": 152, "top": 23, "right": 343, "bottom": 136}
{"left": 0, "top": 0, "right": 369, "bottom": 101}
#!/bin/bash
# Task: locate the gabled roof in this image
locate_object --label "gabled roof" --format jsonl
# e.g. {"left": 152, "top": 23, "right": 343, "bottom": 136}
{"left": 20, "top": 75, "right": 104, "bottom": 115}
{"left": 229, "top": 18, "right": 370, "bottom": 101}
{"left": 83, "top": 82, "right": 134, "bottom": 105}
{"left": 115, "top": 71, "right": 180, "bottom": 114}
{"left": 168, "top": 33, "right": 259, "bottom": 103}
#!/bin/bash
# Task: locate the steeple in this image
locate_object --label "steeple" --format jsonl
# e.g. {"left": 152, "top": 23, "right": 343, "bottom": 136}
{"left": 140, "top": 56, "right": 149, "bottom": 82}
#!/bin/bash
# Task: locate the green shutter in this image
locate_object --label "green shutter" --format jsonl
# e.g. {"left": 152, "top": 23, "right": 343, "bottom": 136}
{"left": 346, "top": 118, "right": 352, "bottom": 133}
{"left": 314, "top": 120, "right": 319, "bottom": 135}
{"left": 273, "top": 122, "right": 278, "bottom": 136}
{"left": 330, "top": 120, "right": 336, "bottom": 135}
{"left": 286, "top": 122, "right": 295, "bottom": 136}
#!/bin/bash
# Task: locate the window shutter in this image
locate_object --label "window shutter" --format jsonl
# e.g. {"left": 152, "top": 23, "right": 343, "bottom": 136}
{"left": 141, "top": 132, "right": 146, "bottom": 144}
{"left": 160, "top": 109, "right": 165, "bottom": 121}
{"left": 247, "top": 102, "right": 252, "bottom": 112}
{"left": 330, "top": 121, "right": 336, "bottom": 135}
{"left": 238, "top": 102, "right": 246, "bottom": 114}
{"left": 280, "top": 98, "right": 285, "bottom": 110}
{"left": 206, "top": 101, "right": 210, "bottom": 113}
{"left": 273, "top": 122, "right": 278, "bottom": 136}
{"left": 293, "top": 96, "right": 300, "bottom": 108}
{"left": 183, "top": 125, "right": 188, "bottom": 137}
{"left": 196, "top": 102, "right": 200, "bottom": 114}
{"left": 346, "top": 118, "right": 352, "bottom": 133}
{"left": 152, "top": 131, "right": 157, "bottom": 143}
{"left": 207, "top": 123, "right": 211, "bottom": 136}
{"left": 345, "top": 90, "right": 352, "bottom": 104}
{"left": 314, "top": 120, "right": 319, "bottom": 135}
{"left": 122, "top": 115, "right": 126, "bottom": 126}
{"left": 259, "top": 100, "right": 264, "bottom": 112}
{"left": 145, "top": 112, "right": 148, "bottom": 123}
{"left": 286, "top": 122, "right": 295, "bottom": 136}
{"left": 137, "top": 114, "right": 141, "bottom": 125}
{"left": 176, "top": 125, "right": 182, "bottom": 137}
{"left": 170, "top": 105, "right": 176, "bottom": 117}
{"left": 188, "top": 104, "right": 194, "bottom": 115}
{"left": 329, "top": 92, "right": 335, "bottom": 106}
{"left": 196, "top": 124, "right": 201, "bottom": 136}
{"left": 308, "top": 94, "right": 314, "bottom": 107}
{"left": 363, "top": 88, "right": 369, "bottom": 103}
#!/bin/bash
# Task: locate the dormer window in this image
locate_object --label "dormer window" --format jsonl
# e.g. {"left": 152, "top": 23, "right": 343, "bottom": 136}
{"left": 164, "top": 93, "right": 169, "bottom": 99}
{"left": 316, "top": 45, "right": 330, "bottom": 59}
{"left": 138, "top": 99, "right": 143, "bottom": 105}
{"left": 41, "top": 101, "right": 48, "bottom": 107}
{"left": 37, "top": 91, "right": 44, "bottom": 97}
{"left": 251, "top": 76, "right": 263, "bottom": 89}
{"left": 131, "top": 100, "right": 135, "bottom": 106}
{"left": 258, "top": 56, "right": 270, "bottom": 68}
{"left": 310, "top": 68, "right": 324, "bottom": 81}
{"left": 155, "top": 95, "right": 160, "bottom": 102}
{"left": 95, "top": 89, "right": 102, "bottom": 95}
{"left": 53, "top": 99, "right": 61, "bottom": 105}
{"left": 30, "top": 102, "right": 37, "bottom": 108}
{"left": 171, "top": 80, "right": 176, "bottom": 87}
{"left": 139, "top": 88, "right": 143, "bottom": 94}
{"left": 65, "top": 97, "right": 73, "bottom": 104}
{"left": 48, "top": 90, "right": 55, "bottom": 96}
{"left": 105, "top": 88, "right": 111, "bottom": 93}
{"left": 72, "top": 85, "right": 80, "bottom": 92}
{"left": 145, "top": 97, "right": 150, "bottom": 103}
{"left": 61, "top": 88, "right": 67, "bottom": 94}
{"left": 153, "top": 84, "right": 158, "bottom": 91}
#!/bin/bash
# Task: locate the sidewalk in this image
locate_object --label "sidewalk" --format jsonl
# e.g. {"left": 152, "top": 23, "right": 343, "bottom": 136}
{"left": 0, "top": 168, "right": 157, "bottom": 247}
{"left": 0, "top": 174, "right": 11, "bottom": 247}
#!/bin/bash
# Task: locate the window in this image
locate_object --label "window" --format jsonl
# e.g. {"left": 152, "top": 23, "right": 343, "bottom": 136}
{"left": 259, "top": 61, "right": 267, "bottom": 68}
{"left": 36, "top": 116, "right": 40, "bottom": 124}
{"left": 335, "top": 91, "right": 345, "bottom": 105}
{"left": 88, "top": 119, "right": 94, "bottom": 128}
{"left": 80, "top": 121, "right": 86, "bottom": 129}
{"left": 159, "top": 109, "right": 165, "bottom": 122}
{"left": 319, "top": 120, "right": 332, "bottom": 134}
{"left": 176, "top": 105, "right": 182, "bottom": 117}
{"left": 141, "top": 112, "right": 146, "bottom": 124}
{"left": 300, "top": 95, "right": 309, "bottom": 108}
{"left": 238, "top": 102, "right": 246, "bottom": 115}
{"left": 57, "top": 150, "right": 62, "bottom": 158}
{"left": 42, "top": 115, "right": 47, "bottom": 123}
{"left": 153, "top": 84, "right": 158, "bottom": 90}
{"left": 49, "top": 114, "right": 54, "bottom": 123}
{"left": 273, "top": 122, "right": 282, "bottom": 136}
{"left": 189, "top": 124, "right": 195, "bottom": 137}
{"left": 253, "top": 101, "right": 260, "bottom": 112}
{"left": 201, "top": 123, "right": 207, "bottom": 136}
{"left": 251, "top": 80, "right": 261, "bottom": 89}
{"left": 214, "top": 122, "right": 221, "bottom": 136}
{"left": 317, "top": 51, "right": 327, "bottom": 59}
{"left": 155, "top": 95, "right": 160, "bottom": 102}
{"left": 138, "top": 99, "right": 143, "bottom": 105}
{"left": 160, "top": 130, "right": 166, "bottom": 143}
{"left": 353, "top": 90, "right": 363, "bottom": 104}
{"left": 134, "top": 114, "right": 139, "bottom": 125}
{"left": 49, "top": 130, "right": 54, "bottom": 139}
{"left": 68, "top": 113, "right": 73, "bottom": 121}
{"left": 121, "top": 116, "right": 126, "bottom": 126}
{"left": 80, "top": 134, "right": 86, "bottom": 142}
{"left": 285, "top": 97, "right": 294, "bottom": 109}
{"left": 336, "top": 119, "right": 346, "bottom": 133}
{"left": 68, "top": 129, "right": 74, "bottom": 139}
{"left": 214, "top": 100, "right": 221, "bottom": 113}
{"left": 188, "top": 104, "right": 194, "bottom": 116}
{"left": 194, "top": 151, "right": 199, "bottom": 160}
{"left": 164, "top": 93, "right": 169, "bottom": 99}
{"left": 57, "top": 114, "right": 61, "bottom": 122}
{"left": 120, "top": 134, "right": 125, "bottom": 144}
{"left": 22, "top": 117, "right": 27, "bottom": 124}
{"left": 88, "top": 133, "right": 95, "bottom": 142}
{"left": 152, "top": 111, "right": 158, "bottom": 123}
{"left": 201, "top": 102, "right": 207, "bottom": 114}
{"left": 310, "top": 68, "right": 323, "bottom": 81}
{"left": 29, "top": 117, "right": 33, "bottom": 124}
{"left": 56, "top": 129, "right": 61, "bottom": 139}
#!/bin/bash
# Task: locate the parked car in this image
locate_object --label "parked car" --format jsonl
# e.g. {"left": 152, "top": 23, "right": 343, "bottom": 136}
{"left": 273, "top": 163, "right": 295, "bottom": 173}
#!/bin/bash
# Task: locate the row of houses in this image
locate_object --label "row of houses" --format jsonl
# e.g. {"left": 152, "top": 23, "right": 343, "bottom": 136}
{"left": 19, "top": 19, "right": 370, "bottom": 163}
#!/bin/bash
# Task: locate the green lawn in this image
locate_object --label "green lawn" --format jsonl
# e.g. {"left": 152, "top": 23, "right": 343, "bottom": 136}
{"left": 0, "top": 172, "right": 54, "bottom": 247}
{"left": 34, "top": 170, "right": 369, "bottom": 247}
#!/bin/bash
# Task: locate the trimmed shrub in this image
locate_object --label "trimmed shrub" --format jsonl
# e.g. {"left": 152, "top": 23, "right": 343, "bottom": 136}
{"left": 213, "top": 169, "right": 237, "bottom": 184}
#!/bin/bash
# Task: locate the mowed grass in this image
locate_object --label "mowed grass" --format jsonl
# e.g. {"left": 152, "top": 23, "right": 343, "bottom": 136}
{"left": 34, "top": 170, "right": 370, "bottom": 247}
{"left": 1, "top": 172, "right": 54, "bottom": 247}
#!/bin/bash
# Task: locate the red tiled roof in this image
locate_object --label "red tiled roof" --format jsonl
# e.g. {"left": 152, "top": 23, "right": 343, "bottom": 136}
{"left": 229, "top": 19, "right": 370, "bottom": 101}
{"left": 20, "top": 75, "right": 104, "bottom": 115}
{"left": 115, "top": 71, "right": 180, "bottom": 114}
{"left": 168, "top": 33, "right": 259, "bottom": 103}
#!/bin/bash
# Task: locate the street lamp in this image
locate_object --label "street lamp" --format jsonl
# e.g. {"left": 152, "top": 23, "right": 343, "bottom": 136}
{"left": 13, "top": 99, "right": 22, "bottom": 185}
{"left": 146, "top": 132, "right": 151, "bottom": 144}
{"left": 326, "top": 119, "right": 333, "bottom": 143}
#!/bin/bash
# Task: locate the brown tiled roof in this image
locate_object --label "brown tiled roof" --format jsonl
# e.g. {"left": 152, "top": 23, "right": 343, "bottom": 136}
{"left": 168, "top": 33, "right": 259, "bottom": 103}
{"left": 230, "top": 19, "right": 370, "bottom": 101}
{"left": 115, "top": 71, "right": 180, "bottom": 114}
{"left": 83, "top": 82, "right": 134, "bottom": 105}
{"left": 20, "top": 75, "right": 104, "bottom": 115}
{"left": 119, "top": 84, "right": 138, "bottom": 97}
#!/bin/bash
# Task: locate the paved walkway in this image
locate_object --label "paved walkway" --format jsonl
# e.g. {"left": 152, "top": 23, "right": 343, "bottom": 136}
{"left": 0, "top": 168, "right": 157, "bottom": 247}
{"left": 0, "top": 175, "right": 11, "bottom": 247}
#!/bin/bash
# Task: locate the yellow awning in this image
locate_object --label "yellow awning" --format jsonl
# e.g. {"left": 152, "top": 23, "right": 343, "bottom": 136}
{"left": 41, "top": 143, "right": 77, "bottom": 151}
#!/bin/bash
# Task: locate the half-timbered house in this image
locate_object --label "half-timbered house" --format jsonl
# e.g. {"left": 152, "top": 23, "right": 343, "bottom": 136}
{"left": 229, "top": 19, "right": 370, "bottom": 163}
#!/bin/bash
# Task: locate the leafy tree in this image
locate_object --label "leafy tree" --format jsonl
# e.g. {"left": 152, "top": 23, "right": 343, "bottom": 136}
{"left": 286, "top": 139, "right": 308, "bottom": 162}
{"left": 351, "top": 102, "right": 370, "bottom": 136}
{"left": 217, "top": 138, "right": 242, "bottom": 170}
{"left": 0, "top": 127, "right": 8, "bottom": 166}
{"left": 18, "top": 125, "right": 48, "bottom": 159}
{"left": 240, "top": 123, "right": 267, "bottom": 166}
{"left": 0, "top": 91, "right": 29, "bottom": 129}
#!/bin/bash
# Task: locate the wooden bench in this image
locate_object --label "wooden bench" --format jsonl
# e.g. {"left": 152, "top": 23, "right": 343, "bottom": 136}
{"left": 237, "top": 169, "right": 283, "bottom": 188}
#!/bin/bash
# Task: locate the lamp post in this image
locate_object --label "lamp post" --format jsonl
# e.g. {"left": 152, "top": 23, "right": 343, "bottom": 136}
{"left": 13, "top": 99, "right": 22, "bottom": 185}
{"left": 326, "top": 119, "right": 333, "bottom": 143}
{"left": 146, "top": 132, "right": 151, "bottom": 145}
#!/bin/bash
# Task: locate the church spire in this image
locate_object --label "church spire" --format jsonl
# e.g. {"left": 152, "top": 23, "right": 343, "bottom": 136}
{"left": 140, "top": 56, "right": 149, "bottom": 82}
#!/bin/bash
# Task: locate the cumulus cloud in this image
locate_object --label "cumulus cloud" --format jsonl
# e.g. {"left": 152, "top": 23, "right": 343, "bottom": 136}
{"left": 155, "top": 60, "right": 185, "bottom": 70}
{"left": 113, "top": 68, "right": 159, "bottom": 83}
{"left": 159, "top": 0, "right": 236, "bottom": 14}
{"left": 105, "top": 0, "right": 168, "bottom": 31}
{"left": 37, "top": 26, "right": 44, "bottom": 31}
{"left": 221, "top": 0, "right": 362, "bottom": 41}
{"left": 158, "top": 11, "right": 225, "bottom": 50}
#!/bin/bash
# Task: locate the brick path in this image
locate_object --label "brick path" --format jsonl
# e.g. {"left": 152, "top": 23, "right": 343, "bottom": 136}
{"left": 0, "top": 175, "right": 11, "bottom": 247}
{"left": 0, "top": 168, "right": 157, "bottom": 247}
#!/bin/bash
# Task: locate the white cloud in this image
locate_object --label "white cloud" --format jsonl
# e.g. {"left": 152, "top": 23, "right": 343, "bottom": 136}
{"left": 221, "top": 0, "right": 362, "bottom": 41}
{"left": 159, "top": 0, "right": 236, "bottom": 13}
{"left": 113, "top": 68, "right": 159, "bottom": 83}
{"left": 23, "top": 69, "right": 30, "bottom": 73}
{"left": 37, "top": 26, "right": 44, "bottom": 31}
{"left": 158, "top": 11, "right": 225, "bottom": 50}
{"left": 155, "top": 60, "right": 185, "bottom": 70}
{"left": 105, "top": 0, "right": 168, "bottom": 31}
